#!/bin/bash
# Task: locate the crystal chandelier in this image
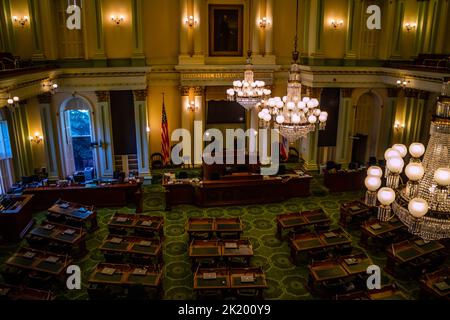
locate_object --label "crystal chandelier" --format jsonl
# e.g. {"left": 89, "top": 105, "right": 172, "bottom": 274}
{"left": 255, "top": 0, "right": 327, "bottom": 142}
{"left": 364, "top": 81, "right": 450, "bottom": 241}
{"left": 226, "top": 0, "right": 271, "bottom": 111}
{"left": 226, "top": 51, "right": 272, "bottom": 111}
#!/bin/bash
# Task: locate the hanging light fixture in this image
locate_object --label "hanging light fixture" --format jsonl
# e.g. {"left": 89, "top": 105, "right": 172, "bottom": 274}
{"left": 364, "top": 81, "right": 450, "bottom": 241}
{"left": 226, "top": 0, "right": 271, "bottom": 111}
{"left": 256, "top": 0, "right": 327, "bottom": 142}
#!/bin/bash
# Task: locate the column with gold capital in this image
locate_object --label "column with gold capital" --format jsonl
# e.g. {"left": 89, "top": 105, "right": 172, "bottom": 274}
{"left": 38, "top": 93, "right": 59, "bottom": 179}
{"left": 133, "top": 89, "right": 151, "bottom": 179}
{"left": 95, "top": 91, "right": 114, "bottom": 178}
{"left": 301, "top": 86, "right": 321, "bottom": 171}
{"left": 335, "top": 88, "right": 354, "bottom": 166}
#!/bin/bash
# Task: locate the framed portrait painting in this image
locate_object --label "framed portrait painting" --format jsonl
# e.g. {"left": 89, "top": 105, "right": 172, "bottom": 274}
{"left": 209, "top": 4, "right": 244, "bottom": 57}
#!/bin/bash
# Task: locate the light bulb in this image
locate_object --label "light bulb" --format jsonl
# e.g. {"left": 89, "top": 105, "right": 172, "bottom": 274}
{"left": 263, "top": 114, "right": 271, "bottom": 122}
{"left": 365, "top": 176, "right": 381, "bottom": 192}
{"left": 7, "top": 98, "right": 14, "bottom": 105}
{"left": 13, "top": 96, "right": 19, "bottom": 102}
{"left": 408, "top": 198, "right": 429, "bottom": 218}
{"left": 386, "top": 157, "right": 404, "bottom": 174}
{"left": 367, "top": 166, "right": 383, "bottom": 178}
{"left": 308, "top": 115, "right": 317, "bottom": 124}
{"left": 434, "top": 168, "right": 450, "bottom": 186}
{"left": 409, "top": 143, "right": 425, "bottom": 158}
{"left": 405, "top": 163, "right": 424, "bottom": 182}
{"left": 377, "top": 187, "right": 396, "bottom": 206}
{"left": 291, "top": 114, "right": 301, "bottom": 124}
{"left": 227, "top": 89, "right": 235, "bottom": 96}
{"left": 392, "top": 144, "right": 408, "bottom": 158}
{"left": 319, "top": 114, "right": 327, "bottom": 122}
{"left": 276, "top": 115, "right": 285, "bottom": 124}
{"left": 384, "top": 148, "right": 401, "bottom": 160}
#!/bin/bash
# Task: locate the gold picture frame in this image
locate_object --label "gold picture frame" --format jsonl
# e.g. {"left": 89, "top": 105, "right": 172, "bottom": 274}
{"left": 209, "top": 4, "right": 244, "bottom": 57}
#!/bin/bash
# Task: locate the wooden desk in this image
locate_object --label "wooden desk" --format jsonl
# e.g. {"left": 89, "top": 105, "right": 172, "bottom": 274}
{"left": 339, "top": 200, "right": 370, "bottom": 228}
{"left": 88, "top": 263, "right": 163, "bottom": 295}
{"left": 48, "top": 200, "right": 98, "bottom": 232}
{"left": 193, "top": 267, "right": 267, "bottom": 298}
{"left": 29, "top": 222, "right": 87, "bottom": 255}
{"left": 367, "top": 285, "right": 409, "bottom": 300}
{"left": 323, "top": 170, "right": 365, "bottom": 192}
{"left": 0, "top": 284, "right": 55, "bottom": 300}
{"left": 24, "top": 181, "right": 143, "bottom": 212}
{"left": 385, "top": 239, "right": 446, "bottom": 277}
{"left": 420, "top": 267, "right": 450, "bottom": 301}
{"left": 164, "top": 175, "right": 312, "bottom": 208}
{"left": 108, "top": 213, "right": 164, "bottom": 238}
{"left": 189, "top": 239, "right": 254, "bottom": 266}
{"left": 308, "top": 253, "right": 373, "bottom": 294}
{"left": 99, "top": 236, "right": 163, "bottom": 263}
{"left": 359, "top": 217, "right": 406, "bottom": 248}
{"left": 276, "top": 209, "right": 330, "bottom": 238}
{"left": 186, "top": 217, "right": 243, "bottom": 241}
{"left": 0, "top": 194, "right": 34, "bottom": 242}
{"left": 6, "top": 248, "right": 72, "bottom": 276}
{"left": 215, "top": 217, "right": 243, "bottom": 238}
{"left": 290, "top": 228, "right": 352, "bottom": 262}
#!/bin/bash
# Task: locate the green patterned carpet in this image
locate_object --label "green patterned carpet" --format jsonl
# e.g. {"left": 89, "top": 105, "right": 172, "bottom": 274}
{"left": 0, "top": 171, "right": 435, "bottom": 300}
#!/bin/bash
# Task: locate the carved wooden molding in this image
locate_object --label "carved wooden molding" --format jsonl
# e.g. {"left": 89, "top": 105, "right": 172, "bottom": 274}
{"left": 133, "top": 89, "right": 148, "bottom": 101}
{"left": 95, "top": 91, "right": 110, "bottom": 103}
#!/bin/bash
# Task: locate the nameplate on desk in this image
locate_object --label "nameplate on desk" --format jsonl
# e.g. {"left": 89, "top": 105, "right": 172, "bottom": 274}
{"left": 116, "top": 217, "right": 128, "bottom": 223}
{"left": 43, "top": 224, "right": 55, "bottom": 230}
{"left": 203, "top": 273, "right": 217, "bottom": 280}
{"left": 225, "top": 242, "right": 238, "bottom": 249}
{"left": 45, "top": 256, "right": 59, "bottom": 264}
{"left": 58, "top": 203, "right": 70, "bottom": 209}
{"left": 344, "top": 258, "right": 358, "bottom": 265}
{"left": 141, "top": 220, "right": 153, "bottom": 227}
{"left": 132, "top": 268, "right": 147, "bottom": 276}
{"left": 349, "top": 206, "right": 361, "bottom": 211}
{"left": 370, "top": 223, "right": 382, "bottom": 230}
{"left": 241, "top": 275, "right": 255, "bottom": 283}
{"left": 63, "top": 229, "right": 76, "bottom": 235}
{"left": 23, "top": 252, "right": 36, "bottom": 259}
{"left": 139, "top": 240, "right": 152, "bottom": 247}
{"left": 324, "top": 232, "right": 337, "bottom": 238}
{"left": 110, "top": 237, "right": 123, "bottom": 244}
{"left": 101, "top": 268, "right": 116, "bottom": 275}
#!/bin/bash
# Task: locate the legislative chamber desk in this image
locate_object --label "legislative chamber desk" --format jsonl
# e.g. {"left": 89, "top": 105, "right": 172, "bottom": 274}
{"left": 23, "top": 181, "right": 143, "bottom": 212}
{"left": 0, "top": 194, "right": 34, "bottom": 242}
{"left": 164, "top": 174, "right": 312, "bottom": 208}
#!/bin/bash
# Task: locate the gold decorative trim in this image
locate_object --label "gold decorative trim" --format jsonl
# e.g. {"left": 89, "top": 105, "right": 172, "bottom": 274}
{"left": 95, "top": 91, "right": 110, "bottom": 103}
{"left": 133, "top": 89, "right": 148, "bottom": 101}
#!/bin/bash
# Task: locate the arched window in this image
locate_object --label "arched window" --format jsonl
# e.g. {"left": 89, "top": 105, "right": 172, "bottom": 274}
{"left": 59, "top": 97, "right": 97, "bottom": 179}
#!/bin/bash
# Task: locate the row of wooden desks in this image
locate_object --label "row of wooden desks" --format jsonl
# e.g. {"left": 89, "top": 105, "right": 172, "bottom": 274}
{"left": 194, "top": 267, "right": 267, "bottom": 298}
{"left": 88, "top": 263, "right": 163, "bottom": 294}
{"left": 189, "top": 239, "right": 254, "bottom": 265}
{"left": 108, "top": 213, "right": 164, "bottom": 238}
{"left": 186, "top": 217, "right": 243, "bottom": 241}
{"left": 276, "top": 209, "right": 331, "bottom": 239}
{"left": 387, "top": 239, "right": 445, "bottom": 264}
{"left": 290, "top": 228, "right": 352, "bottom": 262}
{"left": 28, "top": 222, "right": 87, "bottom": 255}
{"left": 48, "top": 200, "right": 98, "bottom": 232}
{"left": 420, "top": 267, "right": 450, "bottom": 301}
{"left": 359, "top": 217, "right": 407, "bottom": 248}
{"left": 0, "top": 284, "right": 55, "bottom": 300}
{"left": 6, "top": 248, "right": 73, "bottom": 276}
{"left": 99, "top": 235, "right": 163, "bottom": 263}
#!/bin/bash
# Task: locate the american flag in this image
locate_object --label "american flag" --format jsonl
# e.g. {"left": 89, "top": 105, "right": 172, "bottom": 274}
{"left": 161, "top": 94, "right": 170, "bottom": 165}
{"left": 280, "top": 135, "right": 289, "bottom": 162}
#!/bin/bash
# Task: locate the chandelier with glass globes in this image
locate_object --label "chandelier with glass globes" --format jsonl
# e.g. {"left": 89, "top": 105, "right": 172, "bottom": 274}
{"left": 226, "top": 54, "right": 272, "bottom": 111}
{"left": 364, "top": 81, "right": 450, "bottom": 241}
{"left": 256, "top": 62, "right": 328, "bottom": 142}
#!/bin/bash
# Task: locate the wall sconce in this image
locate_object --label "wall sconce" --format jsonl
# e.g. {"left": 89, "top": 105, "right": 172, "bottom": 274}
{"left": 396, "top": 79, "right": 410, "bottom": 88}
{"left": 186, "top": 100, "right": 199, "bottom": 112}
{"left": 111, "top": 15, "right": 125, "bottom": 25}
{"left": 394, "top": 121, "right": 405, "bottom": 132}
{"left": 184, "top": 15, "right": 198, "bottom": 28}
{"left": 6, "top": 96, "right": 19, "bottom": 111}
{"left": 29, "top": 132, "right": 43, "bottom": 144}
{"left": 12, "top": 16, "right": 29, "bottom": 27}
{"left": 404, "top": 23, "right": 416, "bottom": 32}
{"left": 43, "top": 82, "right": 58, "bottom": 94}
{"left": 259, "top": 17, "right": 270, "bottom": 29}
{"left": 330, "top": 19, "right": 344, "bottom": 29}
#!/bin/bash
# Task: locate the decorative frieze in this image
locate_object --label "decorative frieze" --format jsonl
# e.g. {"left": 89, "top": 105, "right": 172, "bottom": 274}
{"left": 133, "top": 89, "right": 148, "bottom": 102}
{"left": 193, "top": 86, "right": 204, "bottom": 96}
{"left": 95, "top": 91, "right": 110, "bottom": 103}
{"left": 180, "top": 86, "right": 191, "bottom": 96}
